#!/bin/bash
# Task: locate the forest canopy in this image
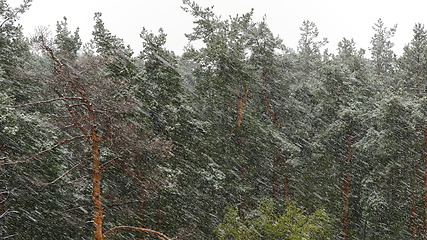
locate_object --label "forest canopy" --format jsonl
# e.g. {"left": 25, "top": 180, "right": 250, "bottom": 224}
{"left": 2, "top": 0, "right": 427, "bottom": 239}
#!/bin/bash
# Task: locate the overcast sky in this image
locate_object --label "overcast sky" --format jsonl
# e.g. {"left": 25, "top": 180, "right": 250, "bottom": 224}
{"left": 8, "top": 0, "right": 427, "bottom": 56}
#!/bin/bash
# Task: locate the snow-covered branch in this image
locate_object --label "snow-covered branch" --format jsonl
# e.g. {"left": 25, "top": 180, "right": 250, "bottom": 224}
{"left": 42, "top": 158, "right": 89, "bottom": 185}
{"left": 1, "top": 97, "right": 84, "bottom": 108}
{"left": 0, "top": 135, "right": 88, "bottom": 166}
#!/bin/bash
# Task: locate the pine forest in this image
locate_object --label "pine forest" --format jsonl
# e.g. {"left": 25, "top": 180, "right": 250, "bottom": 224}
{"left": 2, "top": 1, "right": 427, "bottom": 239}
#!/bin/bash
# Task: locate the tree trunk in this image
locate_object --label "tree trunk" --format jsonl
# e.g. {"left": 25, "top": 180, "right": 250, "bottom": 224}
{"left": 234, "top": 86, "right": 249, "bottom": 210}
{"left": 91, "top": 127, "right": 103, "bottom": 240}
{"left": 236, "top": 87, "right": 249, "bottom": 129}
{"left": 342, "top": 173, "right": 350, "bottom": 240}
{"left": 86, "top": 99, "right": 103, "bottom": 240}
{"left": 342, "top": 134, "right": 352, "bottom": 240}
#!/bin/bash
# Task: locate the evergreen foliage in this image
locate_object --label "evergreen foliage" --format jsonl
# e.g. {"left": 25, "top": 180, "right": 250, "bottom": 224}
{"left": 2, "top": 1, "right": 427, "bottom": 239}
{"left": 216, "top": 199, "right": 333, "bottom": 240}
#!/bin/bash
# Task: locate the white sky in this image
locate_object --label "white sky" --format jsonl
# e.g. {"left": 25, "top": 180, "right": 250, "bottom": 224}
{"left": 8, "top": 0, "right": 427, "bottom": 56}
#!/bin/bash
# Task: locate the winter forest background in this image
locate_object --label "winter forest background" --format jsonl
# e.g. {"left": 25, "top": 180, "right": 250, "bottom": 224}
{"left": 2, "top": 0, "right": 427, "bottom": 239}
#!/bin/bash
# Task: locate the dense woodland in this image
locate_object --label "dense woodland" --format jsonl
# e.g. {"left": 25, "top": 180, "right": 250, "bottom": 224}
{"left": 2, "top": 0, "right": 427, "bottom": 239}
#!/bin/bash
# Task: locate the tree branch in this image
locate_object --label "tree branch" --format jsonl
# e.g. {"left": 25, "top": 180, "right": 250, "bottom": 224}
{"left": 0, "top": 17, "right": 11, "bottom": 29}
{"left": 0, "top": 135, "right": 88, "bottom": 166}
{"left": 0, "top": 0, "right": 32, "bottom": 30}
{"left": 99, "top": 158, "right": 119, "bottom": 173}
{"left": 0, "top": 210, "right": 19, "bottom": 219}
{"left": 41, "top": 157, "right": 89, "bottom": 185}
{"left": 1, "top": 97, "right": 84, "bottom": 108}
{"left": 103, "top": 226, "right": 172, "bottom": 240}
{"left": 68, "top": 103, "right": 86, "bottom": 109}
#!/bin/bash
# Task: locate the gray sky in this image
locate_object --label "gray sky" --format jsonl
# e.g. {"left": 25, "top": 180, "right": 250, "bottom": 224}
{"left": 9, "top": 0, "right": 427, "bottom": 56}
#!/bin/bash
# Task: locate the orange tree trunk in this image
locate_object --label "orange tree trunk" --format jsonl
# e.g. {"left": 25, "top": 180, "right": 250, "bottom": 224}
{"left": 92, "top": 129, "right": 102, "bottom": 240}
{"left": 236, "top": 87, "right": 248, "bottom": 129}
{"left": 342, "top": 173, "right": 350, "bottom": 240}
{"left": 86, "top": 100, "right": 103, "bottom": 240}
{"left": 234, "top": 86, "right": 249, "bottom": 210}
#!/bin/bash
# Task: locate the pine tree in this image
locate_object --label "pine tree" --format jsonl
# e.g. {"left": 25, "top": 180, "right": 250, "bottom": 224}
{"left": 370, "top": 19, "right": 397, "bottom": 85}
{"left": 246, "top": 18, "right": 293, "bottom": 202}
{"left": 181, "top": 1, "right": 256, "bottom": 235}
{"left": 398, "top": 23, "right": 427, "bottom": 239}
{"left": 2, "top": 13, "right": 172, "bottom": 239}
{"left": 312, "top": 38, "right": 371, "bottom": 240}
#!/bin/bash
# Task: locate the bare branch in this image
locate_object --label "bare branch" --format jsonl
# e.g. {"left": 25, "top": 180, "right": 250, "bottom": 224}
{"left": 38, "top": 34, "right": 63, "bottom": 69}
{"left": 0, "top": 135, "right": 88, "bottom": 166}
{"left": 99, "top": 158, "right": 119, "bottom": 173}
{"left": 62, "top": 123, "right": 77, "bottom": 129}
{"left": 103, "top": 226, "right": 172, "bottom": 240}
{"left": 1, "top": 97, "right": 84, "bottom": 108}
{"left": 0, "top": 17, "right": 11, "bottom": 29}
{"left": 0, "top": 210, "right": 19, "bottom": 219}
{"left": 1, "top": 160, "right": 30, "bottom": 166}
{"left": 41, "top": 158, "right": 88, "bottom": 185}
{"left": 68, "top": 103, "right": 86, "bottom": 109}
